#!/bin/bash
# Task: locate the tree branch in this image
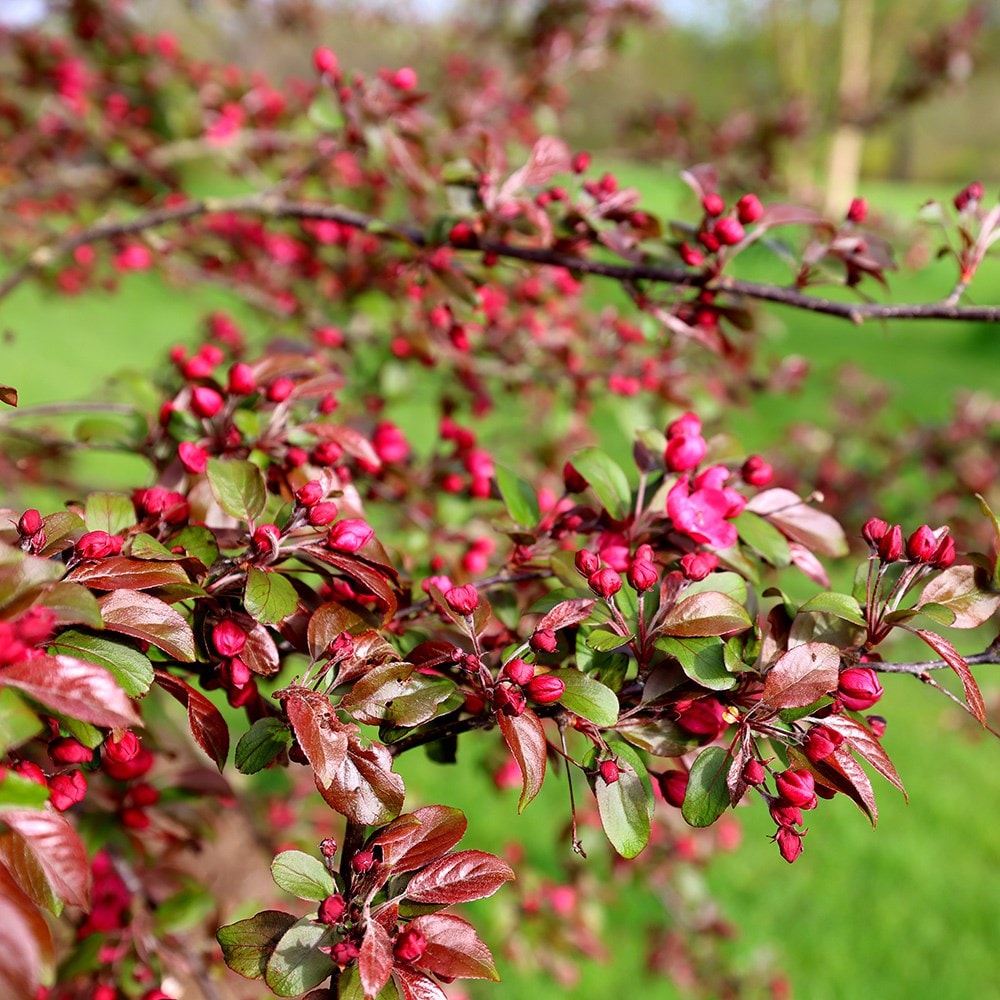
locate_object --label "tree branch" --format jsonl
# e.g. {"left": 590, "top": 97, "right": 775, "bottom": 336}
{"left": 870, "top": 638, "right": 1000, "bottom": 676}
{"left": 4, "top": 193, "right": 1000, "bottom": 324}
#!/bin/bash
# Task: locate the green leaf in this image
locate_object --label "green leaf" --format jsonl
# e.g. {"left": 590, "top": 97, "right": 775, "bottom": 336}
{"left": 207, "top": 458, "right": 267, "bottom": 523}
{"left": 235, "top": 718, "right": 293, "bottom": 774}
{"left": 217, "top": 910, "right": 297, "bottom": 981}
{"left": 169, "top": 525, "right": 220, "bottom": 569}
{"left": 585, "top": 625, "right": 632, "bottom": 652}
{"left": 129, "top": 533, "right": 182, "bottom": 560}
{"left": 154, "top": 883, "right": 215, "bottom": 934}
{"left": 976, "top": 494, "right": 1000, "bottom": 589}
{"left": 35, "top": 583, "right": 103, "bottom": 630}
{"left": 0, "top": 689, "right": 43, "bottom": 755}
{"left": 270, "top": 850, "right": 337, "bottom": 902}
{"left": 735, "top": 510, "right": 791, "bottom": 566}
{"left": 682, "top": 745, "right": 731, "bottom": 828}
{"left": 49, "top": 629, "right": 154, "bottom": 697}
{"left": 657, "top": 636, "right": 736, "bottom": 691}
{"left": 265, "top": 917, "right": 333, "bottom": 997}
{"left": 495, "top": 465, "right": 540, "bottom": 527}
{"left": 682, "top": 571, "right": 748, "bottom": 604}
{"left": 84, "top": 492, "right": 136, "bottom": 535}
{"left": 0, "top": 770, "right": 50, "bottom": 810}
{"left": 245, "top": 567, "right": 299, "bottom": 625}
{"left": 588, "top": 740, "right": 653, "bottom": 858}
{"left": 549, "top": 669, "right": 619, "bottom": 727}
{"left": 797, "top": 592, "right": 866, "bottom": 628}
{"left": 569, "top": 447, "right": 632, "bottom": 520}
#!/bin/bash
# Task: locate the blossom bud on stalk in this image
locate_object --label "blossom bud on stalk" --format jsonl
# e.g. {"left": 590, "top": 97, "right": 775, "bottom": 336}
{"left": 17, "top": 509, "right": 43, "bottom": 537}
{"left": 846, "top": 197, "right": 868, "bottom": 224}
{"left": 525, "top": 674, "right": 565, "bottom": 705}
{"left": 444, "top": 583, "right": 479, "bottom": 616}
{"left": 741, "top": 455, "right": 773, "bottom": 486}
{"left": 503, "top": 658, "right": 534, "bottom": 686}
{"left": 875, "top": 524, "right": 903, "bottom": 562}
{"left": 49, "top": 737, "right": 94, "bottom": 766}
{"left": 627, "top": 556, "right": 658, "bottom": 593}
{"left": 659, "top": 770, "right": 688, "bottom": 808}
{"left": 803, "top": 725, "right": 843, "bottom": 763}
{"left": 49, "top": 770, "right": 87, "bottom": 811}
{"left": 529, "top": 628, "right": 558, "bottom": 654}
{"left": 680, "top": 551, "right": 719, "bottom": 581}
{"left": 769, "top": 799, "right": 803, "bottom": 829}
{"left": 351, "top": 848, "right": 375, "bottom": 874}
{"left": 588, "top": 568, "right": 622, "bottom": 600}
{"left": 736, "top": 193, "right": 764, "bottom": 224}
{"left": 714, "top": 216, "right": 745, "bottom": 246}
{"left": 931, "top": 535, "right": 956, "bottom": 568}
{"left": 775, "top": 826, "right": 804, "bottom": 863}
{"left": 562, "top": 461, "right": 589, "bottom": 494}
{"left": 666, "top": 411, "right": 702, "bottom": 439}
{"left": 227, "top": 362, "right": 257, "bottom": 395}
{"left": 190, "top": 385, "right": 224, "bottom": 419}
{"left": 178, "top": 441, "right": 208, "bottom": 474}
{"left": 701, "top": 193, "right": 725, "bottom": 217}
{"left": 212, "top": 619, "right": 247, "bottom": 658}
{"left": 838, "top": 666, "right": 884, "bottom": 711}
{"left": 394, "top": 926, "right": 427, "bottom": 963}
{"left": 494, "top": 684, "right": 527, "bottom": 717}
{"left": 76, "top": 531, "right": 123, "bottom": 560}
{"left": 307, "top": 502, "right": 339, "bottom": 527}
{"left": 861, "top": 517, "right": 889, "bottom": 548}
{"left": 906, "top": 524, "right": 938, "bottom": 563}
{"left": 742, "top": 758, "right": 766, "bottom": 785}
{"left": 599, "top": 759, "right": 620, "bottom": 784}
{"left": 295, "top": 480, "right": 324, "bottom": 507}
{"left": 664, "top": 434, "right": 707, "bottom": 472}
{"left": 326, "top": 519, "right": 374, "bottom": 553}
{"left": 775, "top": 769, "right": 817, "bottom": 809}
{"left": 317, "top": 893, "right": 346, "bottom": 924}
{"left": 574, "top": 549, "right": 600, "bottom": 577}
{"left": 104, "top": 731, "right": 140, "bottom": 763}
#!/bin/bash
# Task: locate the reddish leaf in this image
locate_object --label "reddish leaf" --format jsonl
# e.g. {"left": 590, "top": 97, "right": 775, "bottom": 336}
{"left": 301, "top": 545, "right": 398, "bottom": 622}
{"left": 359, "top": 919, "right": 394, "bottom": 999}
{"left": 304, "top": 422, "right": 381, "bottom": 470}
{"left": 66, "top": 556, "right": 191, "bottom": 591}
{"left": 0, "top": 384, "right": 17, "bottom": 407}
{"left": 0, "top": 807, "right": 90, "bottom": 909}
{"left": 340, "top": 661, "right": 454, "bottom": 728}
{"left": 307, "top": 600, "right": 368, "bottom": 660}
{"left": 154, "top": 670, "right": 230, "bottom": 769}
{"left": 761, "top": 642, "right": 840, "bottom": 710}
{"left": 810, "top": 747, "right": 877, "bottom": 826}
{"left": 0, "top": 833, "right": 60, "bottom": 915}
{"left": 1, "top": 654, "right": 140, "bottom": 729}
{"left": 283, "top": 687, "right": 348, "bottom": 787}
{"left": 404, "top": 850, "right": 514, "bottom": 905}
{"left": 242, "top": 621, "right": 281, "bottom": 677}
{"left": 912, "top": 629, "right": 987, "bottom": 724}
{"left": 787, "top": 542, "right": 830, "bottom": 588}
{"left": 0, "top": 862, "right": 52, "bottom": 1000}
{"left": 536, "top": 598, "right": 597, "bottom": 632}
{"left": 917, "top": 566, "right": 1000, "bottom": 629}
{"left": 659, "top": 591, "right": 752, "bottom": 637}
{"left": 746, "top": 488, "right": 847, "bottom": 558}
{"left": 758, "top": 203, "right": 828, "bottom": 229}
{"left": 498, "top": 136, "right": 571, "bottom": 203}
{"left": 333, "top": 630, "right": 402, "bottom": 688}
{"left": 497, "top": 708, "right": 547, "bottom": 812}
{"left": 372, "top": 805, "right": 467, "bottom": 873}
{"left": 392, "top": 968, "right": 448, "bottom": 1000}
{"left": 98, "top": 589, "right": 196, "bottom": 661}
{"left": 823, "top": 716, "right": 907, "bottom": 801}
{"left": 409, "top": 912, "right": 499, "bottom": 982}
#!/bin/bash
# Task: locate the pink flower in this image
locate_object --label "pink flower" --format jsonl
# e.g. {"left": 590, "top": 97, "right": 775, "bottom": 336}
{"left": 667, "top": 476, "right": 739, "bottom": 549}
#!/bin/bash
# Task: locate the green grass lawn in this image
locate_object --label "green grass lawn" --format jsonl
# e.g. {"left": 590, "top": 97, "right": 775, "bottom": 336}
{"left": 2, "top": 172, "right": 999, "bottom": 999}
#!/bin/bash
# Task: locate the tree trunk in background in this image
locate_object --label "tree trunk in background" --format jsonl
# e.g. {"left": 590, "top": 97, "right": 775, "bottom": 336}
{"left": 825, "top": 0, "right": 875, "bottom": 214}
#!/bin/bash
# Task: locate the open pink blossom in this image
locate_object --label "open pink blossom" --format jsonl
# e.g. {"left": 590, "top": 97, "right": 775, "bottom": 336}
{"left": 666, "top": 475, "right": 739, "bottom": 549}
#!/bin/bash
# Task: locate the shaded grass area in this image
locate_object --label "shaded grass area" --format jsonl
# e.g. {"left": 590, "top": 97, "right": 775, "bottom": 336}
{"left": 1, "top": 174, "right": 999, "bottom": 998}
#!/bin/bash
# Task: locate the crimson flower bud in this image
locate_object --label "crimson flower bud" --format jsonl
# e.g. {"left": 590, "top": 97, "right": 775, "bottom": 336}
{"left": 327, "top": 519, "right": 374, "bottom": 553}
{"left": 307, "top": 502, "right": 339, "bottom": 527}
{"left": 714, "top": 217, "right": 745, "bottom": 246}
{"left": 17, "top": 509, "right": 43, "bottom": 537}
{"left": 227, "top": 362, "right": 257, "bottom": 395}
{"left": 212, "top": 619, "right": 247, "bottom": 658}
{"left": 588, "top": 568, "right": 622, "bottom": 600}
{"left": 659, "top": 770, "right": 688, "bottom": 808}
{"left": 875, "top": 524, "right": 903, "bottom": 562}
{"left": 390, "top": 66, "right": 418, "bottom": 91}
{"left": 178, "top": 441, "right": 209, "bottom": 474}
{"left": 736, "top": 193, "right": 764, "bottom": 224}
{"left": 599, "top": 759, "right": 620, "bottom": 784}
{"left": 49, "top": 770, "right": 87, "bottom": 811}
{"left": 741, "top": 455, "right": 773, "bottom": 486}
{"left": 444, "top": 583, "right": 479, "bottom": 616}
{"left": 503, "top": 657, "right": 534, "bottom": 686}
{"left": 838, "top": 666, "right": 884, "bottom": 711}
{"left": 267, "top": 377, "right": 295, "bottom": 403}
{"left": 15, "top": 607, "right": 56, "bottom": 645}
{"left": 930, "top": 535, "right": 956, "bottom": 569}
{"left": 803, "top": 725, "right": 843, "bottom": 763}
{"left": 190, "top": 386, "right": 224, "bottom": 419}
{"left": 627, "top": 556, "right": 658, "bottom": 593}
{"left": 562, "top": 461, "right": 589, "bottom": 494}
{"left": 666, "top": 411, "right": 702, "bottom": 439}
{"left": 954, "top": 181, "right": 983, "bottom": 211}
{"left": 846, "top": 197, "right": 868, "bottom": 223}
{"left": 317, "top": 893, "right": 346, "bottom": 924}
{"left": 571, "top": 151, "right": 590, "bottom": 174}
{"left": 742, "top": 758, "right": 766, "bottom": 785}
{"left": 320, "top": 837, "right": 338, "bottom": 858}
{"left": 676, "top": 697, "right": 725, "bottom": 737}
{"left": 680, "top": 551, "right": 719, "bottom": 581}
{"left": 701, "top": 193, "right": 725, "bottom": 217}
{"left": 574, "top": 549, "right": 601, "bottom": 577}
{"left": 351, "top": 848, "right": 375, "bottom": 874}
{"left": 529, "top": 628, "right": 558, "bottom": 654}
{"left": 906, "top": 524, "right": 938, "bottom": 563}
{"left": 866, "top": 715, "right": 887, "bottom": 738}
{"left": 104, "top": 745, "right": 154, "bottom": 781}
{"left": 679, "top": 242, "right": 704, "bottom": 267}
{"left": 329, "top": 941, "right": 360, "bottom": 965}
{"left": 525, "top": 674, "right": 565, "bottom": 705}
{"left": 225, "top": 657, "right": 251, "bottom": 689}
{"left": 774, "top": 826, "right": 804, "bottom": 863}
{"left": 76, "top": 530, "right": 123, "bottom": 560}
{"left": 394, "top": 926, "right": 427, "bottom": 964}
{"left": 699, "top": 231, "right": 720, "bottom": 253}
{"left": 295, "top": 480, "right": 324, "bottom": 506}
{"left": 494, "top": 684, "right": 527, "bottom": 717}
{"left": 14, "top": 761, "right": 47, "bottom": 785}
{"left": 313, "top": 46, "right": 340, "bottom": 78}
{"left": 252, "top": 523, "right": 281, "bottom": 555}
{"left": 769, "top": 799, "right": 803, "bottom": 828}
{"left": 775, "top": 769, "right": 817, "bottom": 809}
{"left": 49, "top": 737, "right": 94, "bottom": 766}
{"left": 104, "top": 731, "right": 140, "bottom": 763}
{"left": 861, "top": 517, "right": 889, "bottom": 547}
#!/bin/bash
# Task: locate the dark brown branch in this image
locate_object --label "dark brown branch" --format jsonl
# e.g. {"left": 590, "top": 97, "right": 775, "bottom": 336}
{"left": 4, "top": 193, "right": 1000, "bottom": 324}
{"left": 388, "top": 713, "right": 494, "bottom": 758}
{"left": 870, "top": 639, "right": 1000, "bottom": 676}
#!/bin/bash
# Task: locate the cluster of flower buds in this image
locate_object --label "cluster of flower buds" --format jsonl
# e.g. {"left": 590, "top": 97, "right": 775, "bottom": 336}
{"left": 16, "top": 508, "right": 46, "bottom": 554}
{"left": 494, "top": 657, "right": 565, "bottom": 717}
{"left": 862, "top": 518, "right": 955, "bottom": 568}
{"left": 0, "top": 606, "right": 57, "bottom": 667}
{"left": 768, "top": 768, "right": 817, "bottom": 863}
